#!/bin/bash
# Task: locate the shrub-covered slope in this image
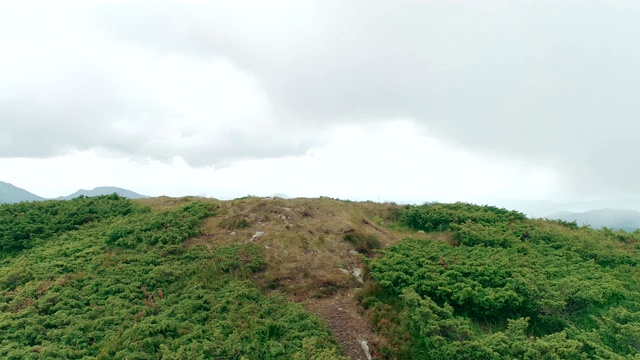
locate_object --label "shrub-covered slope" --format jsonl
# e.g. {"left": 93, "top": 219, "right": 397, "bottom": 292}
{"left": 0, "top": 195, "right": 345, "bottom": 359}
{"left": 4, "top": 196, "right": 640, "bottom": 359}
{"left": 359, "top": 203, "right": 640, "bottom": 359}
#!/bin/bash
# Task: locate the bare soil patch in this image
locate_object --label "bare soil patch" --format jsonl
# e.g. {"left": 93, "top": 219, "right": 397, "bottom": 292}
{"left": 306, "top": 289, "right": 381, "bottom": 360}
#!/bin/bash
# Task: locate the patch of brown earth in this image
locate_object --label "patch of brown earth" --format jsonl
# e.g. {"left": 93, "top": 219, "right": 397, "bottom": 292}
{"left": 306, "top": 289, "right": 381, "bottom": 360}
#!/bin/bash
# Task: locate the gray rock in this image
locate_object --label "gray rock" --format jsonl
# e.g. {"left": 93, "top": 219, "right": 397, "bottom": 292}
{"left": 251, "top": 231, "right": 265, "bottom": 241}
{"left": 360, "top": 340, "right": 373, "bottom": 360}
{"left": 352, "top": 268, "right": 364, "bottom": 283}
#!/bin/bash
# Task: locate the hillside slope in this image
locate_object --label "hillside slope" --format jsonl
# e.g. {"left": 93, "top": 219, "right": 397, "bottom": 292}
{"left": 0, "top": 196, "right": 347, "bottom": 359}
{"left": 142, "top": 196, "right": 420, "bottom": 359}
{"left": 2, "top": 197, "right": 640, "bottom": 359}
{"left": 0, "top": 181, "right": 45, "bottom": 204}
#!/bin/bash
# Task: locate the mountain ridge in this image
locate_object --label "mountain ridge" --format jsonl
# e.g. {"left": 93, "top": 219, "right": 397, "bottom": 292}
{"left": 0, "top": 181, "right": 45, "bottom": 204}
{"left": 56, "top": 186, "right": 147, "bottom": 200}
{"left": 0, "top": 182, "right": 147, "bottom": 204}
{"left": 547, "top": 208, "right": 640, "bottom": 232}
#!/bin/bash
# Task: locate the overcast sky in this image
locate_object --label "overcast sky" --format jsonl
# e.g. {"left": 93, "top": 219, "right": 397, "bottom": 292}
{"left": 1, "top": 1, "right": 639, "bottom": 208}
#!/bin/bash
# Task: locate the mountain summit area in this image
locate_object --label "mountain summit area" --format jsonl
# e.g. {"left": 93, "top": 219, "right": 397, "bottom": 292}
{"left": 1, "top": 196, "right": 640, "bottom": 359}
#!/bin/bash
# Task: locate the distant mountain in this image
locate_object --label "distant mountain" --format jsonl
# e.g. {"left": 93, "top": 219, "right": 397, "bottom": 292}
{"left": 547, "top": 208, "right": 640, "bottom": 232}
{"left": 58, "top": 187, "right": 147, "bottom": 200}
{"left": 0, "top": 181, "right": 45, "bottom": 204}
{"left": 496, "top": 199, "right": 640, "bottom": 218}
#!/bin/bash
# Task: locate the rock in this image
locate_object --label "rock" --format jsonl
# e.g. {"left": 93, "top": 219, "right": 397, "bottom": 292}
{"left": 352, "top": 268, "right": 364, "bottom": 283}
{"left": 250, "top": 231, "right": 264, "bottom": 241}
{"left": 348, "top": 250, "right": 359, "bottom": 256}
{"left": 417, "top": 230, "right": 425, "bottom": 234}
{"left": 339, "top": 268, "right": 349, "bottom": 275}
{"left": 360, "top": 340, "right": 373, "bottom": 360}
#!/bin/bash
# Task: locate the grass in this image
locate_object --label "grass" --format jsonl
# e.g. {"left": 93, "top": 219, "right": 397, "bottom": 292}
{"left": 174, "top": 197, "right": 414, "bottom": 299}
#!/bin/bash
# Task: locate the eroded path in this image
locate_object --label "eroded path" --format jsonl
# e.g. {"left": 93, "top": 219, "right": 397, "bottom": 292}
{"left": 306, "top": 290, "right": 378, "bottom": 360}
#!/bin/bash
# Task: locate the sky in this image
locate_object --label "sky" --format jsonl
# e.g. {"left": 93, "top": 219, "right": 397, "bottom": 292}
{"left": 1, "top": 1, "right": 639, "bottom": 210}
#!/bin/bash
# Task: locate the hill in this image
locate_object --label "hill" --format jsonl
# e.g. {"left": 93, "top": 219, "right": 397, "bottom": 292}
{"left": 548, "top": 208, "right": 640, "bottom": 232}
{"left": 58, "top": 186, "right": 147, "bottom": 200}
{"left": 496, "top": 199, "right": 640, "bottom": 218}
{"left": 0, "top": 181, "right": 45, "bottom": 204}
{"left": 1, "top": 197, "right": 640, "bottom": 359}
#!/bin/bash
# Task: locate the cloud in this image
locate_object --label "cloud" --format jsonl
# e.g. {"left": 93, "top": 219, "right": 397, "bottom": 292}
{"left": 0, "top": 2, "right": 322, "bottom": 165}
{"left": 1, "top": 1, "right": 639, "bottom": 199}
{"left": 0, "top": 121, "right": 560, "bottom": 202}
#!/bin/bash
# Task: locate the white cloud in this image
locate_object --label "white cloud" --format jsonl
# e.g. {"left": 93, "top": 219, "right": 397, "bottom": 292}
{"left": 0, "top": 121, "right": 560, "bottom": 203}
{"left": 0, "top": 2, "right": 318, "bottom": 164}
{"left": 1, "top": 1, "right": 636, "bottom": 202}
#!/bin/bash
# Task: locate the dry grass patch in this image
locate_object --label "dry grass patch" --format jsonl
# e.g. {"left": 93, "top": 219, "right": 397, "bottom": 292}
{"left": 183, "top": 197, "right": 402, "bottom": 298}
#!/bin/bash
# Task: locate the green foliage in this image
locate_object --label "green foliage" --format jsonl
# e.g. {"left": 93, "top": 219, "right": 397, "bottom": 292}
{"left": 0, "top": 194, "right": 137, "bottom": 253}
{"left": 105, "top": 201, "right": 217, "bottom": 248}
{"left": 361, "top": 202, "right": 640, "bottom": 359}
{"left": 0, "top": 198, "right": 346, "bottom": 359}
{"left": 211, "top": 243, "right": 265, "bottom": 273}
{"left": 399, "top": 202, "right": 527, "bottom": 232}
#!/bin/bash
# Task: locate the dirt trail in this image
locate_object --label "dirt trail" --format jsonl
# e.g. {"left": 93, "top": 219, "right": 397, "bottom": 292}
{"left": 306, "top": 289, "right": 378, "bottom": 360}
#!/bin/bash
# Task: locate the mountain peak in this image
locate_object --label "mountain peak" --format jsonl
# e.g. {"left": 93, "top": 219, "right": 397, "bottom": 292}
{"left": 548, "top": 208, "right": 640, "bottom": 232}
{"left": 59, "top": 186, "right": 147, "bottom": 200}
{"left": 0, "top": 181, "right": 45, "bottom": 204}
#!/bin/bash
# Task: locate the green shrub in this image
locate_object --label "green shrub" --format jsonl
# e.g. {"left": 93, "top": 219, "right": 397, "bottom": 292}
{"left": 0, "top": 194, "right": 139, "bottom": 253}
{"left": 0, "top": 199, "right": 345, "bottom": 359}
{"left": 361, "top": 217, "right": 640, "bottom": 359}
{"left": 399, "top": 202, "right": 527, "bottom": 232}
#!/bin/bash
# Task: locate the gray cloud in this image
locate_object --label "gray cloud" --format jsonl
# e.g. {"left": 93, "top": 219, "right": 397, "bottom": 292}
{"left": 0, "top": 2, "right": 323, "bottom": 164}
{"left": 2, "top": 1, "right": 640, "bottom": 198}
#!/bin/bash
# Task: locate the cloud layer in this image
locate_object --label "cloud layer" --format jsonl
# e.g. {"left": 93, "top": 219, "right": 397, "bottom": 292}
{"left": 2, "top": 1, "right": 639, "bottom": 199}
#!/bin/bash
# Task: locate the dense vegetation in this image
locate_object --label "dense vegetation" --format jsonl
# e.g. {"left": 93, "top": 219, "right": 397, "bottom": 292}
{"left": 359, "top": 203, "right": 640, "bottom": 359}
{"left": 6, "top": 196, "right": 640, "bottom": 359}
{"left": 0, "top": 196, "right": 345, "bottom": 359}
